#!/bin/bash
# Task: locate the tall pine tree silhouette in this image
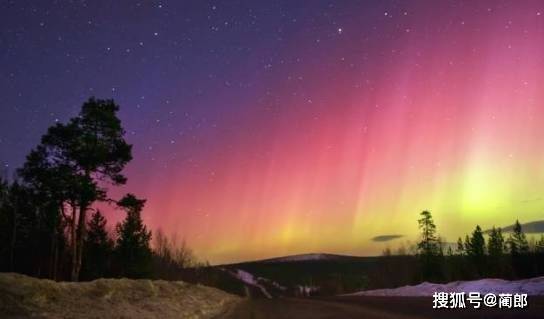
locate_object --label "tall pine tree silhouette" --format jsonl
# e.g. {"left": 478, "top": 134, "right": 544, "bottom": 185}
{"left": 467, "top": 225, "right": 486, "bottom": 276}
{"left": 82, "top": 210, "right": 113, "bottom": 280}
{"left": 487, "top": 227, "right": 505, "bottom": 276}
{"left": 508, "top": 220, "right": 529, "bottom": 277}
{"left": 115, "top": 193, "right": 152, "bottom": 278}
{"left": 417, "top": 210, "right": 442, "bottom": 281}
{"left": 19, "top": 98, "right": 132, "bottom": 281}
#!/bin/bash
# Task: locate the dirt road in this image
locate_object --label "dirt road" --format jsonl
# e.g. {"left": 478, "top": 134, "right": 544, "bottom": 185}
{"left": 217, "top": 296, "right": 544, "bottom": 319}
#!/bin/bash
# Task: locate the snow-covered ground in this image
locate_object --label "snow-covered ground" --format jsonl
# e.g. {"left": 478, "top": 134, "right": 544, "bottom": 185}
{"left": 0, "top": 272, "right": 239, "bottom": 319}
{"left": 226, "top": 268, "right": 273, "bottom": 298}
{"left": 350, "top": 277, "right": 544, "bottom": 296}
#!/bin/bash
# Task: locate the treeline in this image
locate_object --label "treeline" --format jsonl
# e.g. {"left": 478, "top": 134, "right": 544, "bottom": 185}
{"left": 0, "top": 98, "right": 198, "bottom": 282}
{"left": 416, "top": 210, "right": 544, "bottom": 282}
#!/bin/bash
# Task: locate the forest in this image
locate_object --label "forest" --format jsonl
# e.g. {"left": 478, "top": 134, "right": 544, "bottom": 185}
{"left": 226, "top": 212, "right": 544, "bottom": 296}
{"left": 1, "top": 98, "right": 543, "bottom": 292}
{"left": 0, "top": 98, "right": 200, "bottom": 282}
{"left": 409, "top": 210, "right": 544, "bottom": 284}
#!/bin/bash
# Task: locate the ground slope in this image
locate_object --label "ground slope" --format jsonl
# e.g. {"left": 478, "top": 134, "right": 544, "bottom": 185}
{"left": 0, "top": 273, "right": 239, "bottom": 319}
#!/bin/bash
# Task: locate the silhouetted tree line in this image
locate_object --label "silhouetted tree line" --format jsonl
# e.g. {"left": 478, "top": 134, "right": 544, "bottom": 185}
{"left": 416, "top": 210, "right": 544, "bottom": 282}
{"left": 0, "top": 98, "right": 197, "bottom": 282}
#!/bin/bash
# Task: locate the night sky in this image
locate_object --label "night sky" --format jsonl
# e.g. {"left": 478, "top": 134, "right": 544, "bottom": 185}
{"left": 2, "top": 1, "right": 544, "bottom": 264}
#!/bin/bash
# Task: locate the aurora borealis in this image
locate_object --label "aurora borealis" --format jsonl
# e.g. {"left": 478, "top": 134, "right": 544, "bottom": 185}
{"left": 2, "top": 1, "right": 544, "bottom": 264}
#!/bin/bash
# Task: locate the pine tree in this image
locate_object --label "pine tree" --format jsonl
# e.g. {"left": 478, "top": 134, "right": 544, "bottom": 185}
{"left": 0, "top": 177, "right": 10, "bottom": 270}
{"left": 417, "top": 211, "right": 439, "bottom": 255}
{"left": 456, "top": 237, "right": 465, "bottom": 255}
{"left": 464, "top": 235, "right": 471, "bottom": 253}
{"left": 417, "top": 210, "right": 442, "bottom": 280}
{"left": 452, "top": 237, "right": 468, "bottom": 280}
{"left": 508, "top": 220, "right": 529, "bottom": 255}
{"left": 508, "top": 220, "right": 529, "bottom": 277}
{"left": 18, "top": 98, "right": 132, "bottom": 281}
{"left": 5, "top": 182, "right": 43, "bottom": 274}
{"left": 487, "top": 227, "right": 505, "bottom": 276}
{"left": 115, "top": 193, "right": 152, "bottom": 278}
{"left": 467, "top": 225, "right": 486, "bottom": 276}
{"left": 82, "top": 210, "right": 113, "bottom": 280}
{"left": 536, "top": 234, "right": 544, "bottom": 253}
{"left": 18, "top": 145, "right": 76, "bottom": 279}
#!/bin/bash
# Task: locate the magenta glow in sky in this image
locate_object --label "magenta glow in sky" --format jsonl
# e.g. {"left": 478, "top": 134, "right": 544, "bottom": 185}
{"left": 2, "top": 1, "right": 544, "bottom": 264}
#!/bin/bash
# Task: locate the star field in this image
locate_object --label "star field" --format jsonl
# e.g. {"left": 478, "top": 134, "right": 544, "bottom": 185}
{"left": 2, "top": 1, "right": 544, "bottom": 263}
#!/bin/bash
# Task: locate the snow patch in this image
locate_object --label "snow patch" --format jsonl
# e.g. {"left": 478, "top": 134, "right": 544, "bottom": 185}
{"left": 258, "top": 276, "right": 288, "bottom": 291}
{"left": 350, "top": 277, "right": 544, "bottom": 296}
{"left": 0, "top": 272, "right": 239, "bottom": 318}
{"left": 227, "top": 269, "right": 273, "bottom": 298}
{"left": 295, "top": 285, "right": 320, "bottom": 297}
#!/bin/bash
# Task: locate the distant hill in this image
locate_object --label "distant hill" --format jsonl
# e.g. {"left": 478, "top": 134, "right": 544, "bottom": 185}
{"left": 257, "top": 253, "right": 360, "bottom": 263}
{"left": 217, "top": 253, "right": 419, "bottom": 297}
{"left": 484, "top": 220, "right": 544, "bottom": 234}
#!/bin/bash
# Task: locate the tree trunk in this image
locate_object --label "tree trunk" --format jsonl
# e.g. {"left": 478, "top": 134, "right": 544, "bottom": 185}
{"left": 70, "top": 204, "right": 78, "bottom": 281}
{"left": 51, "top": 204, "right": 64, "bottom": 281}
{"left": 72, "top": 203, "right": 88, "bottom": 282}
{"left": 9, "top": 202, "right": 17, "bottom": 271}
{"left": 52, "top": 236, "right": 58, "bottom": 281}
{"left": 49, "top": 224, "right": 59, "bottom": 280}
{"left": 49, "top": 226, "right": 55, "bottom": 279}
{"left": 73, "top": 170, "right": 92, "bottom": 282}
